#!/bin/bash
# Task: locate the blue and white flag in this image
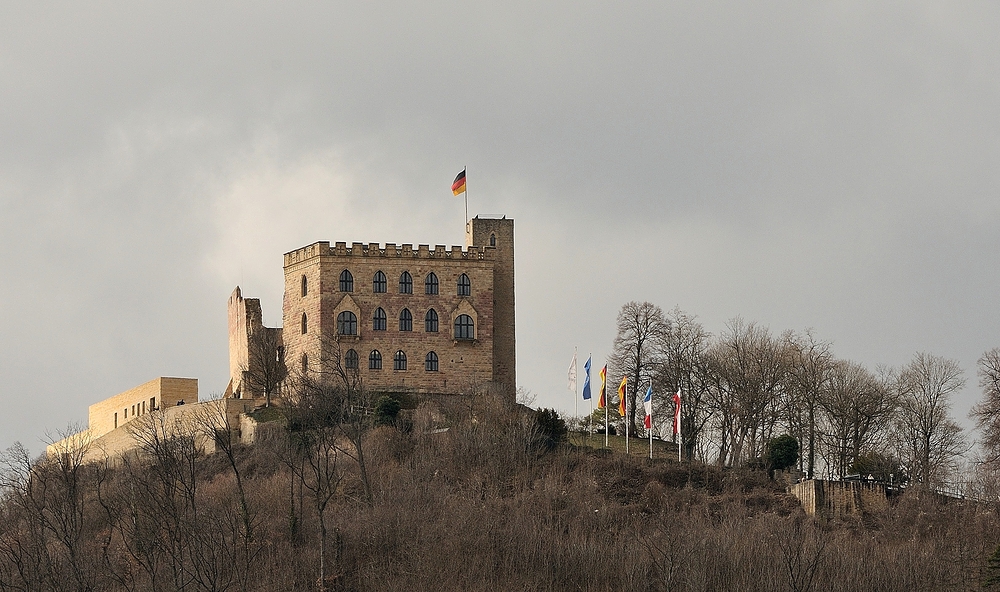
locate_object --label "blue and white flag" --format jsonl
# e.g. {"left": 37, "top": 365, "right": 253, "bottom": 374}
{"left": 582, "top": 356, "right": 592, "bottom": 400}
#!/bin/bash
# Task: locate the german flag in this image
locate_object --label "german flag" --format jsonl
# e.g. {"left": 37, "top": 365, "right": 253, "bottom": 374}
{"left": 452, "top": 169, "right": 467, "bottom": 195}
{"left": 598, "top": 365, "right": 607, "bottom": 409}
{"left": 617, "top": 376, "right": 627, "bottom": 418}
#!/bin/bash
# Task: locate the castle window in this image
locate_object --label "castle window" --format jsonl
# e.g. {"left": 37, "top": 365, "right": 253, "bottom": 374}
{"left": 425, "top": 351, "right": 439, "bottom": 372}
{"left": 337, "top": 311, "right": 358, "bottom": 335}
{"left": 150, "top": 397, "right": 156, "bottom": 411}
{"left": 302, "top": 354, "right": 308, "bottom": 373}
{"left": 373, "top": 307, "right": 387, "bottom": 331}
{"left": 373, "top": 271, "right": 387, "bottom": 293}
{"left": 399, "top": 271, "right": 413, "bottom": 294}
{"left": 490, "top": 233, "right": 496, "bottom": 246}
{"left": 339, "top": 270, "right": 354, "bottom": 292}
{"left": 301, "top": 313, "right": 308, "bottom": 334}
{"left": 394, "top": 350, "right": 407, "bottom": 371}
{"left": 301, "top": 275, "right": 308, "bottom": 297}
{"left": 114, "top": 412, "right": 118, "bottom": 429}
{"left": 399, "top": 308, "right": 413, "bottom": 332}
{"left": 425, "top": 309, "right": 439, "bottom": 332}
{"left": 457, "top": 274, "right": 471, "bottom": 296}
{"left": 345, "top": 349, "right": 359, "bottom": 370}
{"left": 425, "top": 272, "right": 439, "bottom": 295}
{"left": 455, "top": 314, "right": 474, "bottom": 340}
{"left": 369, "top": 350, "right": 382, "bottom": 370}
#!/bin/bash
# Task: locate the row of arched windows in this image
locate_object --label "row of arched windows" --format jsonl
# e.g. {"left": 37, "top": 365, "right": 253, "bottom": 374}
{"left": 331, "top": 270, "right": 470, "bottom": 296}
{"left": 371, "top": 307, "right": 438, "bottom": 332}
{"left": 302, "top": 350, "right": 441, "bottom": 373}
{"left": 334, "top": 311, "right": 474, "bottom": 339}
{"left": 340, "top": 349, "right": 440, "bottom": 371}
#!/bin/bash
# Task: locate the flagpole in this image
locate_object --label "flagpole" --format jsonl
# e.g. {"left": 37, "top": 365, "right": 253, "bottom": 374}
{"left": 464, "top": 165, "right": 468, "bottom": 223}
{"left": 573, "top": 347, "right": 578, "bottom": 421}
{"left": 589, "top": 355, "right": 594, "bottom": 444}
{"left": 625, "top": 381, "right": 629, "bottom": 456}
{"left": 649, "top": 383, "right": 653, "bottom": 460}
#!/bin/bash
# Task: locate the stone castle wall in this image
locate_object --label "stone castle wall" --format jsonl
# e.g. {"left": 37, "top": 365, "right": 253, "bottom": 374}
{"left": 466, "top": 217, "right": 515, "bottom": 399}
{"left": 790, "top": 479, "right": 890, "bottom": 519}
{"left": 87, "top": 377, "right": 197, "bottom": 438}
{"left": 281, "top": 233, "right": 504, "bottom": 396}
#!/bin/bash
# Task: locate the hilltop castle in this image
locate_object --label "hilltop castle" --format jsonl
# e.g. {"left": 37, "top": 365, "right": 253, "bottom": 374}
{"left": 50, "top": 216, "right": 516, "bottom": 461}
{"left": 229, "top": 216, "right": 516, "bottom": 402}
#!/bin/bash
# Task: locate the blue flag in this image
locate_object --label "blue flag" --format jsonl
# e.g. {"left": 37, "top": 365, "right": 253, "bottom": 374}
{"left": 582, "top": 356, "right": 592, "bottom": 400}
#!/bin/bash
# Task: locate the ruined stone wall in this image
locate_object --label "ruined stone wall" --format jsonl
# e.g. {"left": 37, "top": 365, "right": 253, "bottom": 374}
{"left": 228, "top": 286, "right": 283, "bottom": 399}
{"left": 282, "top": 240, "right": 498, "bottom": 395}
{"left": 466, "top": 217, "right": 515, "bottom": 402}
{"left": 790, "top": 479, "right": 890, "bottom": 519}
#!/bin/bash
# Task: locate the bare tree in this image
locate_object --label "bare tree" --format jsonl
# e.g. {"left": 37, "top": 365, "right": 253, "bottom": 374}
{"left": 970, "top": 348, "right": 1000, "bottom": 466}
{"left": 817, "top": 361, "right": 897, "bottom": 478}
{"left": 653, "top": 307, "right": 712, "bottom": 460}
{"left": 707, "top": 318, "right": 788, "bottom": 466}
{"left": 894, "top": 352, "right": 967, "bottom": 485}
{"left": 608, "top": 302, "right": 667, "bottom": 435}
{"left": 783, "top": 330, "right": 834, "bottom": 478}
{"left": 240, "top": 326, "right": 286, "bottom": 407}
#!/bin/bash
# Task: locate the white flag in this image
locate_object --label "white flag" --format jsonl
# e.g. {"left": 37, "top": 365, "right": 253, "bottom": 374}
{"left": 567, "top": 350, "right": 578, "bottom": 392}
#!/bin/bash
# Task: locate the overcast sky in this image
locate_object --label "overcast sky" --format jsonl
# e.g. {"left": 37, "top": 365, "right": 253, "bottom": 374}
{"left": 2, "top": 2, "right": 999, "bottom": 454}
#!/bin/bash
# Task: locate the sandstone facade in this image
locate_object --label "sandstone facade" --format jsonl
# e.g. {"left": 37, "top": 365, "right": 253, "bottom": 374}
{"left": 278, "top": 216, "right": 516, "bottom": 400}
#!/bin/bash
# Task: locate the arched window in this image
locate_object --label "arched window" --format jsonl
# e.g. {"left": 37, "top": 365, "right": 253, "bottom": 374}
{"left": 399, "top": 271, "right": 413, "bottom": 294}
{"left": 425, "top": 309, "right": 439, "bottom": 332}
{"left": 490, "top": 233, "right": 496, "bottom": 246}
{"left": 337, "top": 311, "right": 357, "bottom": 335}
{"left": 399, "top": 308, "right": 413, "bottom": 332}
{"left": 339, "top": 270, "right": 354, "bottom": 292}
{"left": 369, "top": 350, "right": 382, "bottom": 370}
{"left": 425, "top": 351, "right": 439, "bottom": 372}
{"left": 301, "top": 353, "right": 309, "bottom": 373}
{"left": 301, "top": 275, "right": 308, "bottom": 296}
{"left": 345, "top": 349, "right": 359, "bottom": 369}
{"left": 393, "top": 350, "right": 407, "bottom": 371}
{"left": 301, "top": 313, "right": 308, "bottom": 334}
{"left": 373, "top": 307, "right": 387, "bottom": 331}
{"left": 455, "top": 314, "right": 474, "bottom": 340}
{"left": 373, "top": 271, "right": 387, "bottom": 293}
{"left": 425, "top": 272, "right": 439, "bottom": 295}
{"left": 457, "top": 273, "right": 471, "bottom": 296}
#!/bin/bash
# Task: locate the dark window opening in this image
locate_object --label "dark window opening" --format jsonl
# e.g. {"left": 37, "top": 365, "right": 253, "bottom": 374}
{"left": 345, "top": 349, "right": 359, "bottom": 369}
{"left": 369, "top": 350, "right": 382, "bottom": 370}
{"left": 399, "top": 308, "right": 413, "bottom": 331}
{"left": 337, "top": 311, "right": 358, "bottom": 335}
{"left": 425, "top": 351, "right": 439, "bottom": 372}
{"left": 458, "top": 274, "right": 471, "bottom": 296}
{"left": 373, "top": 307, "right": 387, "bottom": 331}
{"left": 339, "top": 269, "right": 354, "bottom": 292}
{"left": 425, "top": 308, "right": 439, "bottom": 332}
{"left": 373, "top": 271, "right": 387, "bottom": 293}
{"left": 425, "top": 272, "right": 439, "bottom": 295}
{"left": 301, "top": 275, "right": 308, "bottom": 296}
{"left": 399, "top": 271, "right": 413, "bottom": 294}
{"left": 301, "top": 313, "right": 308, "bottom": 334}
{"left": 455, "top": 314, "right": 474, "bottom": 340}
{"left": 490, "top": 233, "right": 496, "bottom": 246}
{"left": 394, "top": 350, "right": 407, "bottom": 371}
{"left": 302, "top": 354, "right": 308, "bottom": 373}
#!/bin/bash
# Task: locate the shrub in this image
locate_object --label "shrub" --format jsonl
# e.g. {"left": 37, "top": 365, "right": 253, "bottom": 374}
{"left": 374, "top": 396, "right": 402, "bottom": 427}
{"left": 534, "top": 408, "right": 568, "bottom": 450}
{"left": 765, "top": 434, "right": 799, "bottom": 471}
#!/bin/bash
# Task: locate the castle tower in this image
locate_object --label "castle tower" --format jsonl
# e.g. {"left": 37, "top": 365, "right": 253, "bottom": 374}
{"left": 466, "top": 217, "right": 515, "bottom": 401}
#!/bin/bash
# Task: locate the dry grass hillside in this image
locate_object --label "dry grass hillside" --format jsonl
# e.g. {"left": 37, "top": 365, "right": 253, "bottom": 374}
{"left": 2, "top": 394, "right": 999, "bottom": 591}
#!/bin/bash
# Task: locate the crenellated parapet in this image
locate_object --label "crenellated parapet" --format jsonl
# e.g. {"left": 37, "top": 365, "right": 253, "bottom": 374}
{"left": 284, "top": 241, "right": 495, "bottom": 267}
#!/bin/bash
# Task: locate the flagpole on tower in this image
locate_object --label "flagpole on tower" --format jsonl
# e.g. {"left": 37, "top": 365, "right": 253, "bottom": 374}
{"left": 464, "top": 165, "right": 468, "bottom": 223}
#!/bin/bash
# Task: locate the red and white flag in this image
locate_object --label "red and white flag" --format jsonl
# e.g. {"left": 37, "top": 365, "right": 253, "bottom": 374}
{"left": 672, "top": 389, "right": 682, "bottom": 437}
